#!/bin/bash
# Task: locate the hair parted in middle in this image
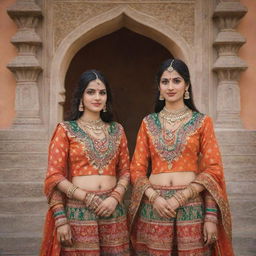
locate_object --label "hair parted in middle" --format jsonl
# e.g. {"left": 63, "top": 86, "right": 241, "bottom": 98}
{"left": 154, "top": 58, "right": 199, "bottom": 113}
{"left": 68, "top": 69, "right": 114, "bottom": 122}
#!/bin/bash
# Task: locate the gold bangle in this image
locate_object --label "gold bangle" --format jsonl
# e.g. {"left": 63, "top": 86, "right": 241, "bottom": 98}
{"left": 149, "top": 190, "right": 160, "bottom": 204}
{"left": 67, "top": 185, "right": 78, "bottom": 199}
{"left": 117, "top": 183, "right": 127, "bottom": 191}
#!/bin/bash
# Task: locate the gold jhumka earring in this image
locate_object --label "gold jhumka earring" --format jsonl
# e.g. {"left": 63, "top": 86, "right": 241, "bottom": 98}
{"left": 79, "top": 100, "right": 84, "bottom": 111}
{"left": 184, "top": 88, "right": 190, "bottom": 99}
{"left": 159, "top": 94, "right": 165, "bottom": 101}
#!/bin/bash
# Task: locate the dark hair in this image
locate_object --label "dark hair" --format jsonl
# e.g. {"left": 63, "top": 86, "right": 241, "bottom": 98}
{"left": 154, "top": 58, "right": 199, "bottom": 113}
{"left": 68, "top": 69, "right": 113, "bottom": 122}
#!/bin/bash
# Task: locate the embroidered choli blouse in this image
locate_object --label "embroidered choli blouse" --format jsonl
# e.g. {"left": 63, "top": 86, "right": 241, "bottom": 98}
{"left": 130, "top": 112, "right": 223, "bottom": 184}
{"left": 46, "top": 121, "right": 130, "bottom": 182}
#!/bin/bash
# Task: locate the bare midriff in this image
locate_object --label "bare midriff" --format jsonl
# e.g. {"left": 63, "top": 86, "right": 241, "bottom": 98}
{"left": 149, "top": 171, "right": 196, "bottom": 186}
{"left": 72, "top": 175, "right": 117, "bottom": 191}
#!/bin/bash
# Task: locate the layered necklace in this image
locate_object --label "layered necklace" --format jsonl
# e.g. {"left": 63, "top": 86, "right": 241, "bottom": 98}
{"left": 159, "top": 106, "right": 192, "bottom": 145}
{"left": 77, "top": 118, "right": 109, "bottom": 154}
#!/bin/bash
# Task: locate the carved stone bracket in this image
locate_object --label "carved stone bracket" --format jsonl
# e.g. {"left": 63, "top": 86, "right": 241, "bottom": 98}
{"left": 7, "top": 0, "right": 43, "bottom": 125}
{"left": 213, "top": 1, "right": 247, "bottom": 128}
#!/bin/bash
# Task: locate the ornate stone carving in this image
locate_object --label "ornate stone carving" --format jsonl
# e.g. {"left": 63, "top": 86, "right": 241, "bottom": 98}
{"left": 53, "top": 2, "right": 194, "bottom": 48}
{"left": 53, "top": 3, "right": 116, "bottom": 47}
{"left": 130, "top": 3, "right": 194, "bottom": 44}
{"left": 7, "top": 0, "right": 43, "bottom": 125}
{"left": 213, "top": 1, "right": 247, "bottom": 128}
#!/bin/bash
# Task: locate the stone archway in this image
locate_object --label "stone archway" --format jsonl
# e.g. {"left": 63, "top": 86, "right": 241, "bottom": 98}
{"left": 49, "top": 5, "right": 191, "bottom": 131}
{"left": 64, "top": 27, "right": 173, "bottom": 153}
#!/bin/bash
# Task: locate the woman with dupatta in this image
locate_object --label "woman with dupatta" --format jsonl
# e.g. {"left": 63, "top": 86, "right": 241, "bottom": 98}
{"left": 129, "top": 59, "right": 234, "bottom": 255}
{"left": 40, "top": 70, "right": 130, "bottom": 255}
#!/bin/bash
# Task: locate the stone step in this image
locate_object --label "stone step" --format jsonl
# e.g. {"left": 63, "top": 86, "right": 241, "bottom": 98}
{"left": 232, "top": 216, "right": 256, "bottom": 238}
{"left": 0, "top": 214, "right": 45, "bottom": 233}
{"left": 0, "top": 182, "right": 44, "bottom": 198}
{"left": 0, "top": 197, "right": 47, "bottom": 215}
{"left": 0, "top": 141, "right": 48, "bottom": 153}
{"left": 222, "top": 155, "right": 256, "bottom": 168}
{"left": 226, "top": 181, "right": 256, "bottom": 195}
{"left": 0, "top": 232, "right": 41, "bottom": 256}
{"left": 0, "top": 168, "right": 45, "bottom": 182}
{"left": 215, "top": 129, "right": 256, "bottom": 144}
{"left": 219, "top": 144, "right": 256, "bottom": 155}
{"left": 0, "top": 153, "right": 47, "bottom": 168}
{"left": 229, "top": 195, "right": 255, "bottom": 218}
{"left": 233, "top": 236, "right": 256, "bottom": 256}
{"left": 0, "top": 128, "right": 48, "bottom": 141}
{"left": 224, "top": 167, "right": 256, "bottom": 182}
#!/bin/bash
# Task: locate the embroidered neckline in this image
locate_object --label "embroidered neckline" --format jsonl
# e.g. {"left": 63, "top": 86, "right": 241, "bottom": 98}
{"left": 63, "top": 121, "right": 122, "bottom": 173}
{"left": 145, "top": 111, "right": 205, "bottom": 168}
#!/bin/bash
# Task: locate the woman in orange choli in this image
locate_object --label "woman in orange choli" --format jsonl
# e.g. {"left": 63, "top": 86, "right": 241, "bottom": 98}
{"left": 129, "top": 59, "right": 234, "bottom": 256}
{"left": 40, "top": 70, "right": 130, "bottom": 255}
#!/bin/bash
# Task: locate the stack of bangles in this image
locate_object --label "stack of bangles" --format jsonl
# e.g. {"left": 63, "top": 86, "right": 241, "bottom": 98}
{"left": 52, "top": 204, "right": 68, "bottom": 228}
{"left": 111, "top": 190, "right": 122, "bottom": 204}
{"left": 148, "top": 190, "right": 160, "bottom": 204}
{"left": 84, "top": 193, "right": 102, "bottom": 210}
{"left": 172, "top": 183, "right": 199, "bottom": 207}
{"left": 66, "top": 184, "right": 79, "bottom": 199}
{"left": 110, "top": 179, "right": 129, "bottom": 204}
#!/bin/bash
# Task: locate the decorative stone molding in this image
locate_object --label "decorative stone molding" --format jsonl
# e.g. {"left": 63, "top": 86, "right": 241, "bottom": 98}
{"left": 213, "top": 1, "right": 247, "bottom": 128}
{"left": 53, "top": 2, "right": 194, "bottom": 48}
{"left": 7, "top": 0, "right": 43, "bottom": 125}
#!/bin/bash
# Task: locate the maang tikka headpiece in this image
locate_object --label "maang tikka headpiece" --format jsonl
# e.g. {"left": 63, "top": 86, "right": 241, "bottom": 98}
{"left": 167, "top": 59, "right": 175, "bottom": 72}
{"left": 93, "top": 71, "right": 101, "bottom": 85}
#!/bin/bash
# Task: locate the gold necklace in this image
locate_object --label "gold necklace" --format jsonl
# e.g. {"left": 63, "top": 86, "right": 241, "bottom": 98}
{"left": 159, "top": 106, "right": 191, "bottom": 124}
{"left": 78, "top": 119, "right": 105, "bottom": 135}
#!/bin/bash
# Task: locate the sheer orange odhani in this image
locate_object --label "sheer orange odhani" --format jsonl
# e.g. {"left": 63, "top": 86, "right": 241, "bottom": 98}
{"left": 40, "top": 121, "right": 130, "bottom": 256}
{"left": 128, "top": 112, "right": 234, "bottom": 256}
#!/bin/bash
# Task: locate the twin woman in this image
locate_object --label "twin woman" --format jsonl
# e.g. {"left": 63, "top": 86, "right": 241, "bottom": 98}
{"left": 40, "top": 59, "right": 234, "bottom": 256}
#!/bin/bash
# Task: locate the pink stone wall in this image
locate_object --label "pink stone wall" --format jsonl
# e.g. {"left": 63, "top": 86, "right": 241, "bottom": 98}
{"left": 0, "top": 0, "right": 255, "bottom": 129}
{"left": 238, "top": 0, "right": 256, "bottom": 129}
{"left": 0, "top": 0, "right": 17, "bottom": 128}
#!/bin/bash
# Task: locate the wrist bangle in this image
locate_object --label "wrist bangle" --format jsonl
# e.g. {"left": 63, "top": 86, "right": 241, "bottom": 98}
{"left": 149, "top": 191, "right": 160, "bottom": 204}
{"left": 67, "top": 185, "right": 79, "bottom": 199}
{"left": 111, "top": 190, "right": 122, "bottom": 204}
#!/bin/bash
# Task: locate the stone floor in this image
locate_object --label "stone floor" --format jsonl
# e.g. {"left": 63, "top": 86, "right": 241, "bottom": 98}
{"left": 0, "top": 128, "right": 255, "bottom": 255}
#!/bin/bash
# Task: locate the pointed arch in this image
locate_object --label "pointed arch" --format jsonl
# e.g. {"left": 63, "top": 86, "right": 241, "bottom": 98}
{"left": 49, "top": 5, "right": 191, "bottom": 128}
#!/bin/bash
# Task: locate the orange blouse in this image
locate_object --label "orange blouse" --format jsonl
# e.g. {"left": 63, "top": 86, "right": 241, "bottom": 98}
{"left": 130, "top": 112, "right": 223, "bottom": 184}
{"left": 46, "top": 121, "right": 130, "bottom": 181}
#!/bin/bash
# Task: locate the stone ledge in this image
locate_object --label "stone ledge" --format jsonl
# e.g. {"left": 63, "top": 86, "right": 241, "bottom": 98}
{"left": 0, "top": 168, "right": 45, "bottom": 182}
{"left": 0, "top": 153, "right": 47, "bottom": 168}
{"left": 0, "top": 182, "right": 44, "bottom": 198}
{"left": 0, "top": 197, "right": 47, "bottom": 215}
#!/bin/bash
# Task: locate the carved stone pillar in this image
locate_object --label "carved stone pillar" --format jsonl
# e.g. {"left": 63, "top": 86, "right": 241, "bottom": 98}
{"left": 213, "top": 0, "right": 247, "bottom": 128}
{"left": 7, "top": 0, "right": 43, "bottom": 125}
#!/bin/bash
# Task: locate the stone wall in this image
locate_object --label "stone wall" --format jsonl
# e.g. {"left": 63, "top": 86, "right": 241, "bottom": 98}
{"left": 0, "top": 0, "right": 255, "bottom": 255}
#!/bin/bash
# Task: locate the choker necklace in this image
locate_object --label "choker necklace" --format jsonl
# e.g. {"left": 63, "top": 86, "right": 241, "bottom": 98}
{"left": 78, "top": 119, "right": 106, "bottom": 135}
{"left": 159, "top": 106, "right": 191, "bottom": 123}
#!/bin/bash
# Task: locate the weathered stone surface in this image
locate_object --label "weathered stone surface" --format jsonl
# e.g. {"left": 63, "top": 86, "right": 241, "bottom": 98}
{"left": 0, "top": 141, "right": 48, "bottom": 152}
{"left": 0, "top": 182, "right": 44, "bottom": 198}
{"left": 0, "top": 153, "right": 47, "bottom": 168}
{"left": 0, "top": 215, "right": 44, "bottom": 233}
{"left": 0, "top": 197, "right": 47, "bottom": 214}
{"left": 0, "top": 168, "right": 45, "bottom": 182}
{"left": 0, "top": 233, "right": 41, "bottom": 256}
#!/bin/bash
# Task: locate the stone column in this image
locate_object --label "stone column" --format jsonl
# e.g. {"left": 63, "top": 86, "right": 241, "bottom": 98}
{"left": 7, "top": 0, "right": 43, "bottom": 125}
{"left": 213, "top": 0, "right": 247, "bottom": 128}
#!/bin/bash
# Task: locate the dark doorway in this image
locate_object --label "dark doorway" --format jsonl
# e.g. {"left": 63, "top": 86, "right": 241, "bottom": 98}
{"left": 64, "top": 28, "right": 172, "bottom": 154}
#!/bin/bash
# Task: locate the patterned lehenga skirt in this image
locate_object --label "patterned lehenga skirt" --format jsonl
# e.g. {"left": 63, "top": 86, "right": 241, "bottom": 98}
{"left": 131, "top": 185, "right": 212, "bottom": 256}
{"left": 61, "top": 189, "right": 130, "bottom": 256}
